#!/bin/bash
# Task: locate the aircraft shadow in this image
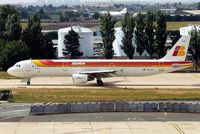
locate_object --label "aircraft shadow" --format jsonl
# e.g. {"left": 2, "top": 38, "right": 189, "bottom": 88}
{"left": 17, "top": 82, "right": 200, "bottom": 88}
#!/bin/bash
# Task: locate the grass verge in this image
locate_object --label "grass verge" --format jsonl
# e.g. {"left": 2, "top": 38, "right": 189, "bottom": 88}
{"left": 5, "top": 88, "right": 200, "bottom": 103}
{"left": 0, "top": 71, "right": 16, "bottom": 79}
{"left": 114, "top": 21, "right": 200, "bottom": 30}
{"left": 167, "top": 21, "right": 200, "bottom": 30}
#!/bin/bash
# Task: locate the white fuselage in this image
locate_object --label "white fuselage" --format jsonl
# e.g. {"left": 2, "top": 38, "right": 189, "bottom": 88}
{"left": 6, "top": 35, "right": 192, "bottom": 85}
{"left": 7, "top": 59, "right": 192, "bottom": 78}
{"left": 100, "top": 8, "right": 127, "bottom": 17}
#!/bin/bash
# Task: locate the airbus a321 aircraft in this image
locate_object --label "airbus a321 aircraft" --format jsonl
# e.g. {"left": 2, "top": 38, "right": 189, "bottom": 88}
{"left": 7, "top": 35, "right": 192, "bottom": 86}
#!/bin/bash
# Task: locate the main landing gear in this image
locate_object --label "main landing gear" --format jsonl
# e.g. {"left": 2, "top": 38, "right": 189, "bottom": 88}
{"left": 97, "top": 79, "right": 104, "bottom": 86}
{"left": 27, "top": 79, "right": 31, "bottom": 85}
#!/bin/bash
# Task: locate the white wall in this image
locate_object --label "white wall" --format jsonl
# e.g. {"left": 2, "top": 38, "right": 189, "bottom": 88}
{"left": 180, "top": 25, "right": 200, "bottom": 35}
{"left": 113, "top": 27, "right": 148, "bottom": 57}
{"left": 58, "top": 27, "right": 93, "bottom": 58}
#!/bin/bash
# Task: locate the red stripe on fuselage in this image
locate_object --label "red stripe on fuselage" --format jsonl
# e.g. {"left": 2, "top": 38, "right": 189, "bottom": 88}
{"left": 34, "top": 60, "right": 192, "bottom": 67}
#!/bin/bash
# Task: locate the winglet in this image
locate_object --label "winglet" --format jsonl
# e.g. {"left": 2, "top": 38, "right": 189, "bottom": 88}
{"left": 160, "top": 35, "right": 191, "bottom": 61}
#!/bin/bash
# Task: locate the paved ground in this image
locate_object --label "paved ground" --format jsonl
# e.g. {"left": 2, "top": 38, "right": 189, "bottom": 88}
{"left": 1, "top": 103, "right": 200, "bottom": 122}
{"left": 0, "top": 103, "right": 30, "bottom": 122}
{"left": 1, "top": 73, "right": 200, "bottom": 89}
{"left": 1, "top": 104, "right": 200, "bottom": 133}
{"left": 1, "top": 73, "right": 200, "bottom": 134}
{"left": 0, "top": 122, "right": 200, "bottom": 134}
{"left": 0, "top": 103, "right": 200, "bottom": 134}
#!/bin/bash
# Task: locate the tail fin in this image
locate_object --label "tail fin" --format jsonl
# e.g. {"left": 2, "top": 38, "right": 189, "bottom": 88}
{"left": 120, "top": 8, "right": 127, "bottom": 13}
{"left": 161, "top": 35, "right": 191, "bottom": 61}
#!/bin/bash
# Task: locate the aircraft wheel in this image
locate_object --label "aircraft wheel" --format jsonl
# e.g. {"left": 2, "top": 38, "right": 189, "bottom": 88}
{"left": 97, "top": 80, "right": 104, "bottom": 86}
{"left": 27, "top": 80, "right": 31, "bottom": 85}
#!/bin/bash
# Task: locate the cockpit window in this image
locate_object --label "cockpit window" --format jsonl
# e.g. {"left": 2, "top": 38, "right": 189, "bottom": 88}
{"left": 15, "top": 64, "right": 20, "bottom": 67}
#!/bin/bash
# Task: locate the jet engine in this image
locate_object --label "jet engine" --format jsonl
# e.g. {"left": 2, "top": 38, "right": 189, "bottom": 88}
{"left": 72, "top": 74, "right": 94, "bottom": 85}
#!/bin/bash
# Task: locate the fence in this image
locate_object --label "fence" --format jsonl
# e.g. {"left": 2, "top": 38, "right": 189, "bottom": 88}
{"left": 30, "top": 101, "right": 200, "bottom": 115}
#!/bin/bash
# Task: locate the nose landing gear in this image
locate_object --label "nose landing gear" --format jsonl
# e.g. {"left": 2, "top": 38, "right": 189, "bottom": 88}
{"left": 97, "top": 79, "right": 104, "bottom": 86}
{"left": 27, "top": 79, "right": 31, "bottom": 85}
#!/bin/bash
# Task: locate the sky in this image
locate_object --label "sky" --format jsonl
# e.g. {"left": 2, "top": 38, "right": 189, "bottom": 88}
{"left": 0, "top": 0, "right": 197, "bottom": 5}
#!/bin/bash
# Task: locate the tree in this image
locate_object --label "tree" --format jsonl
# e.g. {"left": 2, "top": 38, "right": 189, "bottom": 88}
{"left": 135, "top": 13, "right": 146, "bottom": 56}
{"left": 38, "top": 9, "right": 51, "bottom": 19}
{"left": 63, "top": 28, "right": 83, "bottom": 59}
{"left": 40, "top": 34, "right": 56, "bottom": 59}
{"left": 22, "top": 14, "right": 55, "bottom": 59}
{"left": 197, "top": 2, "right": 200, "bottom": 10}
{"left": 20, "top": 9, "right": 28, "bottom": 19}
{"left": 145, "top": 12, "right": 155, "bottom": 57}
{"left": 92, "top": 12, "right": 100, "bottom": 20}
{"left": 59, "top": 13, "right": 65, "bottom": 22}
{"left": 0, "top": 40, "right": 29, "bottom": 70}
{"left": 59, "top": 11, "right": 70, "bottom": 22}
{"left": 190, "top": 27, "right": 200, "bottom": 71}
{"left": 168, "top": 30, "right": 181, "bottom": 46}
{"left": 100, "top": 13, "right": 116, "bottom": 59}
{"left": 4, "top": 13, "right": 22, "bottom": 41}
{"left": 22, "top": 14, "right": 42, "bottom": 58}
{"left": 0, "top": 39, "right": 7, "bottom": 70}
{"left": 154, "top": 11, "right": 167, "bottom": 59}
{"left": 0, "top": 5, "right": 18, "bottom": 39}
{"left": 121, "top": 12, "right": 135, "bottom": 59}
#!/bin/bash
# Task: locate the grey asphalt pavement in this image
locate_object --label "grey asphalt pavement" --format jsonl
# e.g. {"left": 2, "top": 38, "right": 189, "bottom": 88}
{"left": 0, "top": 73, "right": 200, "bottom": 89}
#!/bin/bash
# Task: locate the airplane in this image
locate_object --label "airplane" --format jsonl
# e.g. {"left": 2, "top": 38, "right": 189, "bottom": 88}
{"left": 7, "top": 35, "right": 192, "bottom": 86}
{"left": 85, "top": 8, "right": 94, "bottom": 18}
{"left": 100, "top": 8, "right": 127, "bottom": 17}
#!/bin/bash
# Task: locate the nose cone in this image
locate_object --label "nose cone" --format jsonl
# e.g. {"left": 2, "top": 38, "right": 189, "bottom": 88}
{"left": 7, "top": 66, "right": 28, "bottom": 77}
{"left": 7, "top": 67, "right": 13, "bottom": 76}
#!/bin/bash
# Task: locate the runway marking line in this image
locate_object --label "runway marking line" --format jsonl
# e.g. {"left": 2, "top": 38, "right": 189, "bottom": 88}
{"left": 1, "top": 115, "right": 24, "bottom": 121}
{"left": 171, "top": 123, "right": 185, "bottom": 134}
{"left": 0, "top": 109, "right": 30, "bottom": 114}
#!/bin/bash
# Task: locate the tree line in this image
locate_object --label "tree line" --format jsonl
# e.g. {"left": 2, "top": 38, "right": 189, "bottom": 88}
{"left": 100, "top": 11, "right": 168, "bottom": 59}
{"left": 1, "top": 5, "right": 200, "bottom": 71}
{"left": 62, "top": 11, "right": 200, "bottom": 71}
{"left": 99, "top": 11, "right": 200, "bottom": 70}
{"left": 165, "top": 15, "right": 200, "bottom": 22}
{"left": 0, "top": 5, "right": 55, "bottom": 71}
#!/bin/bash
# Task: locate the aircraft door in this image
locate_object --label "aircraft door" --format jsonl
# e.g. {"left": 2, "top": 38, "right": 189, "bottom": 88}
{"left": 26, "top": 61, "right": 32, "bottom": 77}
{"left": 159, "top": 62, "right": 164, "bottom": 72}
{"left": 63, "top": 62, "right": 68, "bottom": 72}
{"left": 109, "top": 63, "right": 116, "bottom": 70}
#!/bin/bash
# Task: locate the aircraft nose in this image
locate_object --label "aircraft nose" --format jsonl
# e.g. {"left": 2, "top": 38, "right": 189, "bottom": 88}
{"left": 7, "top": 67, "right": 14, "bottom": 76}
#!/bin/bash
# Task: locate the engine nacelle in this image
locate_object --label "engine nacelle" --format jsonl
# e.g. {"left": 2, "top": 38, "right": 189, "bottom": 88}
{"left": 72, "top": 74, "right": 89, "bottom": 85}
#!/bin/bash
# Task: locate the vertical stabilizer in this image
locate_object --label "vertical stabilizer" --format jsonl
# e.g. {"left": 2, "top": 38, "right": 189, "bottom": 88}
{"left": 160, "top": 35, "right": 191, "bottom": 61}
{"left": 120, "top": 8, "right": 127, "bottom": 13}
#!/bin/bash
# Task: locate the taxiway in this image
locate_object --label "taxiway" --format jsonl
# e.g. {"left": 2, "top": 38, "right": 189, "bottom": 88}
{"left": 0, "top": 73, "right": 200, "bottom": 89}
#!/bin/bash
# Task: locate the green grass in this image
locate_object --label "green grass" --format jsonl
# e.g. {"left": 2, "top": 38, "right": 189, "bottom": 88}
{"left": 21, "top": 23, "right": 49, "bottom": 29}
{"left": 6, "top": 88, "right": 200, "bottom": 103}
{"left": 22, "top": 21, "right": 200, "bottom": 30}
{"left": 0, "top": 71, "right": 16, "bottom": 79}
{"left": 115, "top": 21, "right": 122, "bottom": 27}
{"left": 167, "top": 21, "right": 200, "bottom": 30}
{"left": 114, "top": 21, "right": 200, "bottom": 30}
{"left": 20, "top": 23, "right": 28, "bottom": 29}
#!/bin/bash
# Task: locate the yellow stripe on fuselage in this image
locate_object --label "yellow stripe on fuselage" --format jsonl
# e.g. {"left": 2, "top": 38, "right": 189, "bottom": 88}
{"left": 32, "top": 60, "right": 45, "bottom": 66}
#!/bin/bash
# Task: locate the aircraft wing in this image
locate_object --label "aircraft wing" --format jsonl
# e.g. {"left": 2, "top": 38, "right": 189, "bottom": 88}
{"left": 80, "top": 70, "right": 117, "bottom": 78}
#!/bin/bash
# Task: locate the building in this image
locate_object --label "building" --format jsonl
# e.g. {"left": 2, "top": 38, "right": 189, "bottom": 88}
{"left": 58, "top": 26, "right": 93, "bottom": 58}
{"left": 180, "top": 25, "right": 200, "bottom": 35}
{"left": 182, "top": 10, "right": 200, "bottom": 15}
{"left": 113, "top": 27, "right": 149, "bottom": 57}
